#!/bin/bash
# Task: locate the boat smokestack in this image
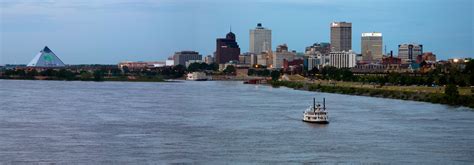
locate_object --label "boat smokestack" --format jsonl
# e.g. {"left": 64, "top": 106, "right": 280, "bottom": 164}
{"left": 323, "top": 98, "right": 326, "bottom": 110}
{"left": 313, "top": 98, "right": 316, "bottom": 111}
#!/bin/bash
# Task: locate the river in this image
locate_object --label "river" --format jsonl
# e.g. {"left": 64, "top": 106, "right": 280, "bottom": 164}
{"left": 0, "top": 80, "right": 473, "bottom": 163}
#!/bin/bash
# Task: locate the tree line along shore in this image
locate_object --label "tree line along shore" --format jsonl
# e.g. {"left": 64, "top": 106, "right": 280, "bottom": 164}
{"left": 266, "top": 61, "right": 473, "bottom": 108}
{"left": 0, "top": 63, "right": 229, "bottom": 82}
{"left": 1, "top": 59, "right": 473, "bottom": 108}
{"left": 269, "top": 80, "right": 474, "bottom": 109}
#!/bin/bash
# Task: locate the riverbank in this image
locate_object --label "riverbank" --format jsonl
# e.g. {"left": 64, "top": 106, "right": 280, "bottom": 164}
{"left": 0, "top": 75, "right": 166, "bottom": 82}
{"left": 269, "top": 80, "right": 474, "bottom": 108}
{"left": 0, "top": 75, "right": 257, "bottom": 82}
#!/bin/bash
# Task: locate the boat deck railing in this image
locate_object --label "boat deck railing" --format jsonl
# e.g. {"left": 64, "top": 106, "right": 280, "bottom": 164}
{"left": 304, "top": 111, "right": 327, "bottom": 115}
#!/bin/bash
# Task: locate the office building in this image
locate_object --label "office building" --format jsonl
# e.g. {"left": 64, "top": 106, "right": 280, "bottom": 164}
{"left": 398, "top": 43, "right": 423, "bottom": 64}
{"left": 204, "top": 55, "right": 214, "bottom": 64}
{"left": 305, "top": 42, "right": 331, "bottom": 56}
{"left": 283, "top": 58, "right": 304, "bottom": 74}
{"left": 417, "top": 52, "right": 436, "bottom": 63}
{"left": 166, "top": 56, "right": 174, "bottom": 66}
{"left": 216, "top": 31, "right": 240, "bottom": 64}
{"left": 173, "top": 51, "right": 202, "bottom": 66}
{"left": 383, "top": 51, "right": 402, "bottom": 65}
{"left": 307, "top": 56, "right": 323, "bottom": 70}
{"left": 361, "top": 32, "right": 383, "bottom": 62}
{"left": 239, "top": 53, "right": 253, "bottom": 65}
{"left": 249, "top": 23, "right": 272, "bottom": 54}
{"left": 257, "top": 52, "right": 272, "bottom": 67}
{"left": 305, "top": 43, "right": 330, "bottom": 70}
{"left": 272, "top": 44, "right": 296, "bottom": 69}
{"left": 329, "top": 51, "right": 357, "bottom": 68}
{"left": 330, "top": 22, "right": 352, "bottom": 52}
{"left": 250, "top": 53, "right": 258, "bottom": 66}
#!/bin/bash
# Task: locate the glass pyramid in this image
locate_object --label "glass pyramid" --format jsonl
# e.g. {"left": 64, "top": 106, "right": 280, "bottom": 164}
{"left": 27, "top": 46, "right": 65, "bottom": 67}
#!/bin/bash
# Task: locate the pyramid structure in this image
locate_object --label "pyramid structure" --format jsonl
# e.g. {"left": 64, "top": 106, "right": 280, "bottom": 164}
{"left": 27, "top": 46, "right": 65, "bottom": 67}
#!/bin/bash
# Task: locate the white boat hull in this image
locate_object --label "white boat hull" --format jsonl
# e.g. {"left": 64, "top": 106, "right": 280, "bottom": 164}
{"left": 302, "top": 119, "right": 329, "bottom": 124}
{"left": 303, "top": 112, "right": 329, "bottom": 124}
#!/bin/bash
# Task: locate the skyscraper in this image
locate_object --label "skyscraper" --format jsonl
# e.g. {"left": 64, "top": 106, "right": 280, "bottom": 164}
{"left": 361, "top": 32, "right": 383, "bottom": 62}
{"left": 398, "top": 43, "right": 423, "bottom": 64}
{"left": 330, "top": 22, "right": 352, "bottom": 52}
{"left": 249, "top": 23, "right": 272, "bottom": 54}
{"left": 215, "top": 31, "right": 240, "bottom": 64}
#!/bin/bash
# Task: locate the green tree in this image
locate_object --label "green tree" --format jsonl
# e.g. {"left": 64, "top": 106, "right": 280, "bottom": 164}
{"left": 187, "top": 62, "right": 201, "bottom": 72}
{"left": 26, "top": 69, "right": 39, "bottom": 79}
{"left": 271, "top": 70, "right": 280, "bottom": 81}
{"left": 426, "top": 76, "right": 434, "bottom": 86}
{"left": 262, "top": 69, "right": 270, "bottom": 77}
{"left": 247, "top": 69, "right": 255, "bottom": 76}
{"left": 207, "top": 63, "right": 219, "bottom": 71}
{"left": 15, "top": 69, "right": 27, "bottom": 77}
{"left": 110, "top": 68, "right": 122, "bottom": 77}
{"left": 4, "top": 69, "right": 16, "bottom": 76}
{"left": 80, "top": 71, "right": 93, "bottom": 80}
{"left": 40, "top": 69, "right": 57, "bottom": 77}
{"left": 308, "top": 67, "right": 319, "bottom": 77}
{"left": 464, "top": 59, "right": 474, "bottom": 86}
{"left": 340, "top": 68, "right": 354, "bottom": 81}
{"left": 199, "top": 63, "right": 209, "bottom": 70}
{"left": 223, "top": 65, "right": 236, "bottom": 75}
{"left": 445, "top": 84, "right": 459, "bottom": 104}
{"left": 93, "top": 70, "right": 104, "bottom": 81}
{"left": 438, "top": 75, "right": 447, "bottom": 85}
{"left": 122, "top": 66, "right": 130, "bottom": 74}
{"left": 57, "top": 69, "right": 75, "bottom": 80}
{"left": 173, "top": 64, "right": 186, "bottom": 78}
{"left": 321, "top": 66, "right": 339, "bottom": 80}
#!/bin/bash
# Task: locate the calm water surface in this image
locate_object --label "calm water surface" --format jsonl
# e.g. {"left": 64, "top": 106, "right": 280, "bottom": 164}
{"left": 0, "top": 80, "right": 473, "bottom": 163}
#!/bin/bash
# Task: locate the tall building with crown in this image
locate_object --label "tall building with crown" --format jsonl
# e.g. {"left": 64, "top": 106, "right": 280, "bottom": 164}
{"left": 215, "top": 31, "right": 241, "bottom": 64}
{"left": 249, "top": 23, "right": 272, "bottom": 54}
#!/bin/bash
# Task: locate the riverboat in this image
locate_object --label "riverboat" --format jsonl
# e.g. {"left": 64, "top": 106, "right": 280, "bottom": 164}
{"left": 303, "top": 98, "right": 329, "bottom": 124}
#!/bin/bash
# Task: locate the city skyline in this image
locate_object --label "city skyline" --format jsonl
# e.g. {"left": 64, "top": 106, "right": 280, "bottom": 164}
{"left": 1, "top": 0, "right": 473, "bottom": 64}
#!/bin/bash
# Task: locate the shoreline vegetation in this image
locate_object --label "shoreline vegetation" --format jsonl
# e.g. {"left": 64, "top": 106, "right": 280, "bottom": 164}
{"left": 0, "top": 75, "right": 167, "bottom": 82}
{"left": 0, "top": 66, "right": 182, "bottom": 82}
{"left": 269, "top": 80, "right": 474, "bottom": 109}
{"left": 1, "top": 60, "right": 473, "bottom": 108}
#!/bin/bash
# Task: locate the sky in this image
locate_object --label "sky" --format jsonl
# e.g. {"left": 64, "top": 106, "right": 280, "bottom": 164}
{"left": 0, "top": 0, "right": 473, "bottom": 65}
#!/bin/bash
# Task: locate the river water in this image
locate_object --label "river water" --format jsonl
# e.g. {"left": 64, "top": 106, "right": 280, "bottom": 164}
{"left": 0, "top": 80, "right": 473, "bottom": 163}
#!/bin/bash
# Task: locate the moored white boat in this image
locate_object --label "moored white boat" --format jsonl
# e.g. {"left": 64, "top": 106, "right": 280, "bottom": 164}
{"left": 186, "top": 72, "right": 209, "bottom": 81}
